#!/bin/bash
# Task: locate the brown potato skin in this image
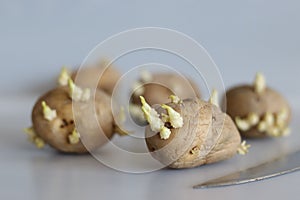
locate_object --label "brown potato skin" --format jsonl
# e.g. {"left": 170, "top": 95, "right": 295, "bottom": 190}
{"left": 32, "top": 86, "right": 114, "bottom": 153}
{"left": 131, "top": 73, "right": 201, "bottom": 106}
{"left": 145, "top": 98, "right": 241, "bottom": 169}
{"left": 72, "top": 64, "right": 121, "bottom": 95}
{"left": 223, "top": 85, "right": 291, "bottom": 138}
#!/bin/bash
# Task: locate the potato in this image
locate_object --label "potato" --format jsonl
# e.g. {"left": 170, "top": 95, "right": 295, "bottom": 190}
{"left": 141, "top": 96, "right": 243, "bottom": 169}
{"left": 71, "top": 60, "right": 121, "bottom": 95}
{"left": 30, "top": 84, "right": 116, "bottom": 153}
{"left": 223, "top": 73, "right": 291, "bottom": 138}
{"left": 130, "top": 72, "right": 201, "bottom": 124}
{"left": 131, "top": 72, "right": 201, "bottom": 106}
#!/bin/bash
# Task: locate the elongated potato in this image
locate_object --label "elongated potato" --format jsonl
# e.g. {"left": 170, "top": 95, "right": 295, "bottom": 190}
{"left": 142, "top": 97, "right": 242, "bottom": 169}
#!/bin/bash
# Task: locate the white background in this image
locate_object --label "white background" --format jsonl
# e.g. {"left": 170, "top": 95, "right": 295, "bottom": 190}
{"left": 1, "top": 0, "right": 300, "bottom": 199}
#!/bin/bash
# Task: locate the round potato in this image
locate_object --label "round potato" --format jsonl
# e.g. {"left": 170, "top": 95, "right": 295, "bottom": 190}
{"left": 223, "top": 73, "right": 291, "bottom": 138}
{"left": 130, "top": 72, "right": 201, "bottom": 125}
{"left": 31, "top": 86, "right": 115, "bottom": 153}
{"left": 131, "top": 73, "right": 201, "bottom": 106}
{"left": 71, "top": 61, "right": 121, "bottom": 95}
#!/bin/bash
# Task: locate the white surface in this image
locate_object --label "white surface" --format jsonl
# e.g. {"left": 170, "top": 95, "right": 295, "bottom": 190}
{"left": 1, "top": 0, "right": 300, "bottom": 199}
{"left": 1, "top": 96, "right": 300, "bottom": 199}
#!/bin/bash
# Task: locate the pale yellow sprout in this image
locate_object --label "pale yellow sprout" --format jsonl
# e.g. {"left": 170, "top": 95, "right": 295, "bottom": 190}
{"left": 235, "top": 117, "right": 251, "bottom": 131}
{"left": 23, "top": 127, "right": 45, "bottom": 149}
{"left": 237, "top": 141, "right": 251, "bottom": 155}
{"left": 161, "top": 104, "right": 183, "bottom": 129}
{"left": 81, "top": 88, "right": 91, "bottom": 102}
{"left": 41, "top": 101, "right": 57, "bottom": 121}
{"left": 263, "top": 112, "right": 275, "bottom": 127}
{"left": 58, "top": 67, "right": 70, "bottom": 86}
{"left": 209, "top": 89, "right": 219, "bottom": 107}
{"left": 140, "top": 96, "right": 164, "bottom": 132}
{"left": 23, "top": 127, "right": 36, "bottom": 142}
{"left": 267, "top": 127, "right": 280, "bottom": 137}
{"left": 276, "top": 108, "right": 288, "bottom": 127}
{"left": 34, "top": 137, "right": 45, "bottom": 149}
{"left": 68, "top": 129, "right": 80, "bottom": 144}
{"left": 258, "top": 121, "right": 268, "bottom": 132}
{"left": 68, "top": 79, "right": 90, "bottom": 102}
{"left": 161, "top": 113, "right": 170, "bottom": 123}
{"left": 160, "top": 127, "right": 172, "bottom": 140}
{"left": 247, "top": 112, "right": 260, "bottom": 126}
{"left": 254, "top": 72, "right": 266, "bottom": 94}
{"left": 169, "top": 95, "right": 182, "bottom": 104}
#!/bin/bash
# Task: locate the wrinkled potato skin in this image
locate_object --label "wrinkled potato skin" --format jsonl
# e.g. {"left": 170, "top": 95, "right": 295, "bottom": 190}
{"left": 223, "top": 85, "right": 291, "bottom": 138}
{"left": 131, "top": 73, "right": 201, "bottom": 106}
{"left": 72, "top": 65, "right": 121, "bottom": 95}
{"left": 145, "top": 98, "right": 241, "bottom": 169}
{"left": 32, "top": 86, "right": 114, "bottom": 153}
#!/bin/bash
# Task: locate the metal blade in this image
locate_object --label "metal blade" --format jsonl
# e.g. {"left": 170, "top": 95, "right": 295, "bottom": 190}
{"left": 193, "top": 149, "right": 300, "bottom": 189}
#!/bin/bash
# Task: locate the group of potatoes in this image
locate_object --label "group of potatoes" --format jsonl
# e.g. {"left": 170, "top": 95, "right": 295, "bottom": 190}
{"left": 25, "top": 61, "right": 291, "bottom": 169}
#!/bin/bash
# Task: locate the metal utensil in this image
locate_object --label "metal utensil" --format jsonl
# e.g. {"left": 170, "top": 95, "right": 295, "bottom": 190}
{"left": 193, "top": 149, "right": 300, "bottom": 189}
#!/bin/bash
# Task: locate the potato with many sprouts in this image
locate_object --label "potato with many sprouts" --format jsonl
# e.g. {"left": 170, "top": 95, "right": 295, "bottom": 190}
{"left": 223, "top": 73, "right": 291, "bottom": 138}
{"left": 130, "top": 71, "right": 201, "bottom": 124}
{"left": 140, "top": 93, "right": 248, "bottom": 169}
{"left": 25, "top": 77, "right": 125, "bottom": 153}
